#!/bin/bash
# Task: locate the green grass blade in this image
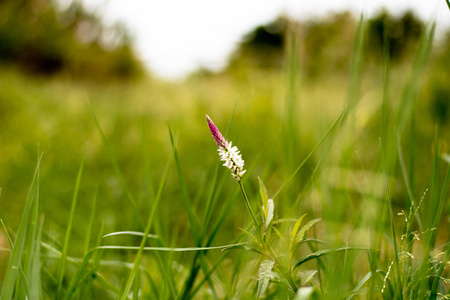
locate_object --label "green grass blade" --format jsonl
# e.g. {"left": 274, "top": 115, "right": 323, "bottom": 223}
{"left": 30, "top": 217, "right": 44, "bottom": 299}
{"left": 103, "top": 231, "right": 158, "bottom": 239}
{"left": 396, "top": 132, "right": 423, "bottom": 232}
{"left": 63, "top": 252, "right": 95, "bottom": 300}
{"left": 396, "top": 23, "right": 435, "bottom": 134}
{"left": 120, "top": 152, "right": 172, "bottom": 299}
{"left": 56, "top": 147, "right": 87, "bottom": 297}
{"left": 293, "top": 247, "right": 367, "bottom": 270}
{"left": 168, "top": 124, "right": 200, "bottom": 244}
{"left": 384, "top": 173, "right": 403, "bottom": 299}
{"left": 0, "top": 220, "right": 31, "bottom": 299}
{"left": 273, "top": 106, "right": 347, "bottom": 199}
{"left": 426, "top": 125, "right": 441, "bottom": 248}
{"left": 430, "top": 243, "right": 449, "bottom": 300}
{"left": 23, "top": 169, "right": 40, "bottom": 282}
{"left": 86, "top": 98, "right": 144, "bottom": 229}
{"left": 96, "top": 243, "right": 247, "bottom": 252}
{"left": 84, "top": 187, "right": 98, "bottom": 255}
{"left": 347, "top": 14, "right": 365, "bottom": 111}
{"left": 345, "top": 271, "right": 372, "bottom": 300}
{"left": 0, "top": 154, "right": 42, "bottom": 300}
{"left": 188, "top": 252, "right": 231, "bottom": 299}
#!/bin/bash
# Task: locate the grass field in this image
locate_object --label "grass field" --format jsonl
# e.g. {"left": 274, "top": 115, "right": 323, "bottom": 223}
{"left": 0, "top": 17, "right": 449, "bottom": 299}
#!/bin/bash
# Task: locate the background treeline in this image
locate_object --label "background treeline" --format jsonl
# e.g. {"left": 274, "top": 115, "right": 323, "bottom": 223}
{"left": 228, "top": 11, "right": 443, "bottom": 76}
{"left": 224, "top": 10, "right": 450, "bottom": 127}
{"left": 0, "top": 0, "right": 143, "bottom": 81}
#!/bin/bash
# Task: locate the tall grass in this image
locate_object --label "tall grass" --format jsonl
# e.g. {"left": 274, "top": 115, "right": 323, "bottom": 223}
{"left": 0, "top": 15, "right": 448, "bottom": 300}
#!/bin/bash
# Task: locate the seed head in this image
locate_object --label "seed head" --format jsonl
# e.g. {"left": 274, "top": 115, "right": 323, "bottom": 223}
{"left": 206, "top": 115, "right": 246, "bottom": 181}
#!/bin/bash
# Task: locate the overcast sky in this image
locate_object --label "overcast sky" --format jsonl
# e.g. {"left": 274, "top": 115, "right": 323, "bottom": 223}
{"left": 82, "top": 0, "right": 449, "bottom": 79}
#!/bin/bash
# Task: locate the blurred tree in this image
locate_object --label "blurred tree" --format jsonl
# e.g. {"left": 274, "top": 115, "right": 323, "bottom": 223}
{"left": 227, "top": 17, "right": 286, "bottom": 72}
{"left": 366, "top": 10, "right": 424, "bottom": 62}
{"left": 0, "top": 0, "right": 143, "bottom": 80}
{"left": 225, "top": 10, "right": 430, "bottom": 78}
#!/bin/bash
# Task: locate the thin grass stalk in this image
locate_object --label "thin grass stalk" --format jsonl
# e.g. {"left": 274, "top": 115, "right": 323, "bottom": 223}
{"left": 84, "top": 187, "right": 98, "bottom": 255}
{"left": 429, "top": 162, "right": 450, "bottom": 249}
{"left": 30, "top": 217, "right": 44, "bottom": 299}
{"left": 238, "top": 181, "right": 259, "bottom": 226}
{"left": 120, "top": 152, "right": 172, "bottom": 299}
{"left": 273, "top": 106, "right": 347, "bottom": 199}
{"left": 168, "top": 124, "right": 200, "bottom": 244}
{"left": 86, "top": 98, "right": 144, "bottom": 229}
{"left": 0, "top": 154, "right": 42, "bottom": 300}
{"left": 384, "top": 174, "right": 403, "bottom": 299}
{"left": 428, "top": 124, "right": 440, "bottom": 245}
{"left": 56, "top": 147, "right": 86, "bottom": 297}
{"left": 396, "top": 133, "right": 423, "bottom": 232}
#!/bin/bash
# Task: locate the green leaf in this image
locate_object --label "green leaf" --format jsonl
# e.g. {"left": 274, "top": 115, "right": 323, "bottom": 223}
{"left": 259, "top": 177, "right": 269, "bottom": 211}
{"left": 239, "top": 227, "right": 261, "bottom": 247}
{"left": 220, "top": 243, "right": 265, "bottom": 256}
{"left": 265, "top": 199, "right": 274, "bottom": 229}
{"left": 257, "top": 259, "right": 274, "bottom": 298}
{"left": 290, "top": 214, "right": 307, "bottom": 259}
{"left": 294, "top": 247, "right": 367, "bottom": 270}
{"left": 345, "top": 271, "right": 372, "bottom": 300}
{"left": 296, "top": 219, "right": 321, "bottom": 244}
{"left": 300, "top": 270, "right": 317, "bottom": 286}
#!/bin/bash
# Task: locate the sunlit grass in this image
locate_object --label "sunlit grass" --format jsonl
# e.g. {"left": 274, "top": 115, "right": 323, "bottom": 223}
{"left": 0, "top": 15, "right": 449, "bottom": 299}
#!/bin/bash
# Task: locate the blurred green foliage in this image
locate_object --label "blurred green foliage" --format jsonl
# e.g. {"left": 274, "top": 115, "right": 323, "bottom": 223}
{"left": 0, "top": 8, "right": 449, "bottom": 298}
{"left": 227, "top": 11, "right": 448, "bottom": 78}
{"left": 0, "top": 0, "right": 143, "bottom": 80}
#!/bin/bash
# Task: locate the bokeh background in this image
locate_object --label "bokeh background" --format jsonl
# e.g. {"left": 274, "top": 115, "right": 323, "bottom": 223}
{"left": 0, "top": 0, "right": 449, "bottom": 298}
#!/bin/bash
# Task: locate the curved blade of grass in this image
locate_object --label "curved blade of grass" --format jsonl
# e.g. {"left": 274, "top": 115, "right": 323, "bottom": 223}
{"left": 56, "top": 147, "right": 86, "bottom": 297}
{"left": 103, "top": 231, "right": 158, "bottom": 239}
{"left": 0, "top": 154, "right": 42, "bottom": 300}
{"left": 345, "top": 271, "right": 372, "bottom": 300}
{"left": 188, "top": 251, "right": 231, "bottom": 299}
{"left": 86, "top": 98, "right": 144, "bottom": 229}
{"left": 96, "top": 243, "right": 247, "bottom": 252}
{"left": 273, "top": 106, "right": 347, "bottom": 200}
{"left": 294, "top": 247, "right": 367, "bottom": 270}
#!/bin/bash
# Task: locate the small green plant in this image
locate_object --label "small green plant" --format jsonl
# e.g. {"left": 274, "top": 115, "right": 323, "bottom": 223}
{"left": 205, "top": 114, "right": 366, "bottom": 298}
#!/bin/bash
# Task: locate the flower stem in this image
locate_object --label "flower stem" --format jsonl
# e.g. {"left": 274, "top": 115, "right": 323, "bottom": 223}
{"left": 238, "top": 180, "right": 259, "bottom": 226}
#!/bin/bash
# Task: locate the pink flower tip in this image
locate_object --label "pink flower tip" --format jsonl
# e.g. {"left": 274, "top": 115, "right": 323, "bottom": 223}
{"left": 206, "top": 114, "right": 227, "bottom": 148}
